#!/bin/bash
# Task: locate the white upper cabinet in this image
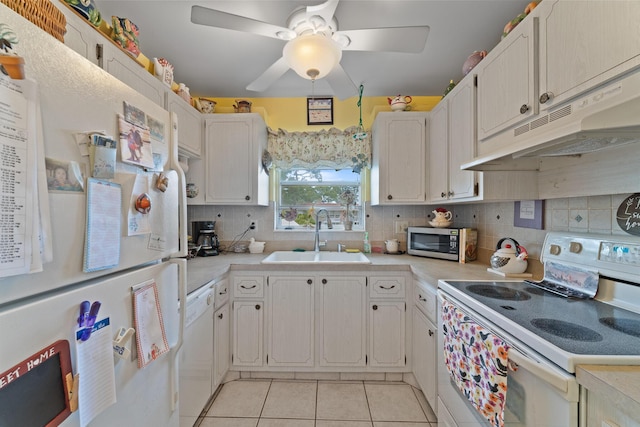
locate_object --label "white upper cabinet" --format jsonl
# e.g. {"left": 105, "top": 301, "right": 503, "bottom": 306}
{"left": 475, "top": 0, "right": 640, "bottom": 159}
{"left": 538, "top": 0, "right": 640, "bottom": 111}
{"left": 204, "top": 114, "right": 269, "bottom": 205}
{"left": 59, "top": 5, "right": 102, "bottom": 67}
{"left": 371, "top": 112, "right": 428, "bottom": 205}
{"left": 166, "top": 91, "right": 202, "bottom": 158}
{"left": 101, "top": 42, "right": 166, "bottom": 106}
{"left": 476, "top": 14, "right": 537, "bottom": 143}
{"left": 429, "top": 76, "right": 478, "bottom": 202}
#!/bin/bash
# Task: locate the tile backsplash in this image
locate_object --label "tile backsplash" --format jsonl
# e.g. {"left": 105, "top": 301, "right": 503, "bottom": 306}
{"left": 187, "top": 194, "right": 631, "bottom": 260}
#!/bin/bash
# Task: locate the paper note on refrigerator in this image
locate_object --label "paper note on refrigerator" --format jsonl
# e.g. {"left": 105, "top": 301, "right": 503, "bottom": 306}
{"left": 132, "top": 280, "right": 169, "bottom": 368}
{"left": 84, "top": 178, "right": 121, "bottom": 272}
{"left": 76, "top": 317, "right": 117, "bottom": 426}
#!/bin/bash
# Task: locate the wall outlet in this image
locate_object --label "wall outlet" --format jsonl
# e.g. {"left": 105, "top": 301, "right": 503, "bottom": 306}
{"left": 250, "top": 221, "right": 257, "bottom": 231}
{"left": 395, "top": 221, "right": 409, "bottom": 234}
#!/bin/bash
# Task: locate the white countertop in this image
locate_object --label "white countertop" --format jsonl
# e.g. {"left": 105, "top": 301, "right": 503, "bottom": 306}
{"left": 185, "top": 251, "right": 511, "bottom": 295}
{"left": 577, "top": 365, "right": 640, "bottom": 421}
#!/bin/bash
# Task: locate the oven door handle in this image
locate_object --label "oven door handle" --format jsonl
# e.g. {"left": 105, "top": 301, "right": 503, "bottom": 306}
{"left": 508, "top": 348, "right": 579, "bottom": 401}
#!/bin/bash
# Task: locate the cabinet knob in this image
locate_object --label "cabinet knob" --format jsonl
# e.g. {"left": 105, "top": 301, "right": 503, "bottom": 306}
{"left": 448, "top": 191, "right": 454, "bottom": 197}
{"left": 372, "top": 304, "right": 378, "bottom": 310}
{"left": 218, "top": 313, "right": 224, "bottom": 319}
{"left": 387, "top": 195, "right": 393, "bottom": 200}
{"left": 307, "top": 279, "right": 313, "bottom": 285}
{"left": 539, "top": 92, "right": 554, "bottom": 104}
{"left": 418, "top": 295, "right": 427, "bottom": 302}
{"left": 428, "top": 329, "right": 434, "bottom": 336}
{"left": 255, "top": 304, "right": 261, "bottom": 310}
{"left": 322, "top": 279, "right": 327, "bottom": 284}
{"left": 441, "top": 192, "right": 446, "bottom": 198}
{"left": 240, "top": 284, "right": 256, "bottom": 289}
{"left": 245, "top": 195, "right": 251, "bottom": 200}
{"left": 520, "top": 104, "right": 529, "bottom": 114}
{"left": 207, "top": 295, "right": 212, "bottom": 305}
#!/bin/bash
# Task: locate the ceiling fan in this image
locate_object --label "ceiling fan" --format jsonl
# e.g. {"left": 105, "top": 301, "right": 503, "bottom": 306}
{"left": 190, "top": 0, "right": 430, "bottom": 99}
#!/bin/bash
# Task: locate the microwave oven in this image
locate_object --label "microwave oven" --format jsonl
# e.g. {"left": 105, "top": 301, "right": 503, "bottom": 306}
{"left": 407, "top": 227, "right": 477, "bottom": 262}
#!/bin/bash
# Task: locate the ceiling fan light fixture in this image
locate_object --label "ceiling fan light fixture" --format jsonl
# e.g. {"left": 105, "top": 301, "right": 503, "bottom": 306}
{"left": 283, "top": 34, "right": 342, "bottom": 80}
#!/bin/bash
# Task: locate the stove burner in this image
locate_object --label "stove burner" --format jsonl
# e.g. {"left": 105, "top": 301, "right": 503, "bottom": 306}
{"left": 531, "top": 318, "right": 603, "bottom": 342}
{"left": 599, "top": 317, "right": 640, "bottom": 338}
{"left": 466, "top": 284, "right": 531, "bottom": 301}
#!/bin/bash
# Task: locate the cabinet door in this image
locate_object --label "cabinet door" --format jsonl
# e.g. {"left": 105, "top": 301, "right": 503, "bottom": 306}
{"left": 205, "top": 115, "right": 268, "bottom": 205}
{"left": 372, "top": 112, "right": 427, "bottom": 204}
{"left": 448, "top": 77, "right": 478, "bottom": 200}
{"left": 428, "top": 100, "right": 449, "bottom": 202}
{"left": 167, "top": 91, "right": 202, "bottom": 158}
{"left": 101, "top": 43, "right": 166, "bottom": 106}
{"left": 232, "top": 300, "right": 263, "bottom": 367}
{"left": 369, "top": 301, "right": 405, "bottom": 368}
{"left": 267, "top": 276, "right": 314, "bottom": 367}
{"left": 319, "top": 276, "right": 367, "bottom": 367}
{"left": 59, "top": 6, "right": 102, "bottom": 66}
{"left": 539, "top": 1, "right": 640, "bottom": 111}
{"left": 477, "top": 16, "right": 537, "bottom": 142}
{"left": 412, "top": 307, "right": 437, "bottom": 410}
{"left": 213, "top": 303, "right": 229, "bottom": 391}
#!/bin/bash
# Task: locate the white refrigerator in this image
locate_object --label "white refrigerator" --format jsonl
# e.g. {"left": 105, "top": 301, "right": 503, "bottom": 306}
{"left": 0, "top": 5, "right": 187, "bottom": 426}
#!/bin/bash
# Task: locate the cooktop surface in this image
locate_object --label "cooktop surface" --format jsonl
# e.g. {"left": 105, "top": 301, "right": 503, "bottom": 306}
{"left": 440, "top": 280, "right": 640, "bottom": 358}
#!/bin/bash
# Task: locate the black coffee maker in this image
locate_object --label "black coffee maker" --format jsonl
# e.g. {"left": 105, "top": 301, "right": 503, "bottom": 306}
{"left": 192, "top": 221, "right": 220, "bottom": 256}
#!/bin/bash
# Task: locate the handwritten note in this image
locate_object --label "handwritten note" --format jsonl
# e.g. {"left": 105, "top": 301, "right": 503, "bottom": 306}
{"left": 616, "top": 193, "right": 640, "bottom": 236}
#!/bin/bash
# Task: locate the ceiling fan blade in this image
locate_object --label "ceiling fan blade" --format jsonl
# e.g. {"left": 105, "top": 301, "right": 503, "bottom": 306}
{"left": 306, "top": 0, "right": 339, "bottom": 26}
{"left": 191, "top": 5, "right": 295, "bottom": 40}
{"left": 326, "top": 63, "right": 358, "bottom": 100}
{"left": 246, "top": 57, "right": 291, "bottom": 92}
{"left": 338, "top": 26, "right": 430, "bottom": 53}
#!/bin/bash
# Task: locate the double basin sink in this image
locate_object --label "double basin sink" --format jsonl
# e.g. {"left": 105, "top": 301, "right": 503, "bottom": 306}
{"left": 261, "top": 251, "right": 371, "bottom": 264}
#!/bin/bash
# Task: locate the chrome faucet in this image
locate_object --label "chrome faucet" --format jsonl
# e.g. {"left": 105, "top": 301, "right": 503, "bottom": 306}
{"left": 314, "top": 209, "right": 333, "bottom": 252}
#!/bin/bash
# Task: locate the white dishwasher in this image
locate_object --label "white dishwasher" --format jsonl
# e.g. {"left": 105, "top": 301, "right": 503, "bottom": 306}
{"left": 179, "top": 282, "right": 214, "bottom": 427}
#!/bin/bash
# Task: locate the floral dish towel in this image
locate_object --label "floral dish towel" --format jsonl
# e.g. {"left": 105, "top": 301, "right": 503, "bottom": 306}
{"left": 442, "top": 299, "right": 511, "bottom": 427}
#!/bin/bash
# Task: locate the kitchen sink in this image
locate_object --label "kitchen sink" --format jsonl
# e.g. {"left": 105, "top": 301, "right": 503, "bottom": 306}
{"left": 261, "top": 251, "right": 371, "bottom": 264}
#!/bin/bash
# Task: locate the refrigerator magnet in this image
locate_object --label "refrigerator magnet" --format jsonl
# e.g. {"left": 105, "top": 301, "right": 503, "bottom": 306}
{"left": 135, "top": 193, "right": 151, "bottom": 214}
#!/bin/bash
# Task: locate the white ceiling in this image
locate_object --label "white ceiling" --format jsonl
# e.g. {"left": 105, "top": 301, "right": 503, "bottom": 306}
{"left": 96, "top": 0, "right": 530, "bottom": 99}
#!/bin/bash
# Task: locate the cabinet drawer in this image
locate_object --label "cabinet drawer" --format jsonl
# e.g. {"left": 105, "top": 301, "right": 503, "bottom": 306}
{"left": 214, "top": 278, "right": 230, "bottom": 309}
{"left": 414, "top": 282, "right": 436, "bottom": 324}
{"left": 233, "top": 276, "right": 265, "bottom": 298}
{"left": 369, "top": 276, "right": 406, "bottom": 299}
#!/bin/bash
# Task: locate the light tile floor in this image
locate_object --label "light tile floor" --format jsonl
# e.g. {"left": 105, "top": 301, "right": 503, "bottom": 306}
{"left": 199, "top": 379, "right": 437, "bottom": 427}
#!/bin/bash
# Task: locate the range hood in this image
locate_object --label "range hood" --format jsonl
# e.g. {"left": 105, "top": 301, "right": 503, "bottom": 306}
{"left": 462, "top": 70, "right": 640, "bottom": 171}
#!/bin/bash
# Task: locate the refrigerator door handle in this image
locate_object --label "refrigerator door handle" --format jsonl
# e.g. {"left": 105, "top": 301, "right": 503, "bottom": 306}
{"left": 169, "top": 257, "right": 187, "bottom": 412}
{"left": 170, "top": 111, "right": 188, "bottom": 259}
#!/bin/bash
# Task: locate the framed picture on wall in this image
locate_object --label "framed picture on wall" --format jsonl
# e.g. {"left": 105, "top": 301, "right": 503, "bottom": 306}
{"left": 307, "top": 97, "right": 333, "bottom": 125}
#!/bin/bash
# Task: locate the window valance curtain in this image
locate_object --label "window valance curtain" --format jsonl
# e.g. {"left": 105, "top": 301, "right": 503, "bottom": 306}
{"left": 267, "top": 126, "right": 371, "bottom": 171}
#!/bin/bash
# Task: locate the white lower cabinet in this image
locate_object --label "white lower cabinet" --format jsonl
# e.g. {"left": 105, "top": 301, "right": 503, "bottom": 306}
{"left": 319, "top": 275, "right": 367, "bottom": 367}
{"left": 412, "top": 279, "right": 438, "bottom": 411}
{"left": 369, "top": 301, "right": 406, "bottom": 367}
{"left": 232, "top": 300, "right": 264, "bottom": 367}
{"left": 213, "top": 302, "right": 229, "bottom": 390}
{"left": 267, "top": 276, "right": 314, "bottom": 367}
{"left": 230, "top": 270, "right": 410, "bottom": 372}
{"left": 412, "top": 306, "right": 437, "bottom": 408}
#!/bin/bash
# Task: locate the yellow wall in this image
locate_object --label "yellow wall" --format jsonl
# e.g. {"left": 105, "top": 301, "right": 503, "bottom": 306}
{"left": 201, "top": 96, "right": 442, "bottom": 131}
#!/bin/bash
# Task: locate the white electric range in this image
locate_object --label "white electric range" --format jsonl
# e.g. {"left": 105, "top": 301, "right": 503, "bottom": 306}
{"left": 437, "top": 232, "right": 640, "bottom": 427}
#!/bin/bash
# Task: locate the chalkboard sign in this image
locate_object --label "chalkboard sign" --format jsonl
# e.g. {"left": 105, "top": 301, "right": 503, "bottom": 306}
{"left": 616, "top": 193, "right": 640, "bottom": 236}
{"left": 0, "top": 340, "right": 72, "bottom": 427}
